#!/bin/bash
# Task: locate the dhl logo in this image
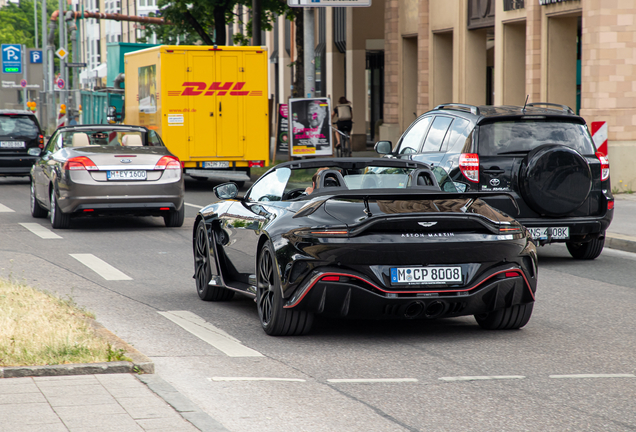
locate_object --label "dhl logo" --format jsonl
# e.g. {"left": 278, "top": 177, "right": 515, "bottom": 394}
{"left": 168, "top": 82, "right": 263, "bottom": 97}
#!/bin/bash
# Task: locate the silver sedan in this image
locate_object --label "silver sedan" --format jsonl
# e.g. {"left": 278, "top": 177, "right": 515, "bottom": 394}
{"left": 30, "top": 125, "right": 185, "bottom": 229}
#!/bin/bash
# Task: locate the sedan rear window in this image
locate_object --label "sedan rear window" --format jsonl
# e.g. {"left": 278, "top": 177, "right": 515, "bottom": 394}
{"left": 0, "top": 115, "right": 40, "bottom": 139}
{"left": 478, "top": 121, "right": 596, "bottom": 156}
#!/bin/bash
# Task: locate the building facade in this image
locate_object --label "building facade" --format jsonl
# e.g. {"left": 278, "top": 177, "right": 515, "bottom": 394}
{"left": 380, "top": 0, "right": 635, "bottom": 191}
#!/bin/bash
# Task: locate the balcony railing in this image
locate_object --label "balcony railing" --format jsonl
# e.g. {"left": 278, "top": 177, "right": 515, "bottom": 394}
{"left": 503, "top": 0, "right": 524, "bottom": 11}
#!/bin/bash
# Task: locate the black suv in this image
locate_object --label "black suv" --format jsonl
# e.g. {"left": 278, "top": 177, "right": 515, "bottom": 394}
{"left": 0, "top": 109, "right": 45, "bottom": 177}
{"left": 375, "top": 103, "right": 613, "bottom": 260}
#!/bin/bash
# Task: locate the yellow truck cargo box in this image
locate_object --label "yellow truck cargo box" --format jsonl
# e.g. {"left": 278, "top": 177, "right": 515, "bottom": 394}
{"left": 124, "top": 45, "right": 269, "bottom": 184}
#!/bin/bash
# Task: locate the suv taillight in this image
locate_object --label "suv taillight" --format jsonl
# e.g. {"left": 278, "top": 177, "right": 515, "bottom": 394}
{"left": 63, "top": 156, "right": 98, "bottom": 171}
{"left": 155, "top": 156, "right": 181, "bottom": 170}
{"left": 39, "top": 134, "right": 44, "bottom": 148}
{"left": 596, "top": 152, "right": 609, "bottom": 181}
{"left": 459, "top": 153, "right": 479, "bottom": 183}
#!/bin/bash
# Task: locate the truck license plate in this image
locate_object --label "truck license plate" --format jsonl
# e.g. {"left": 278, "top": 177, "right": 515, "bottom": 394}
{"left": 204, "top": 161, "right": 230, "bottom": 169}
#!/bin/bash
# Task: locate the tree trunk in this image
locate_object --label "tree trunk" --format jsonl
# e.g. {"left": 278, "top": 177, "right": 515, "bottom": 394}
{"left": 293, "top": 8, "right": 303, "bottom": 97}
{"left": 214, "top": 6, "right": 227, "bottom": 45}
{"left": 184, "top": 11, "right": 214, "bottom": 45}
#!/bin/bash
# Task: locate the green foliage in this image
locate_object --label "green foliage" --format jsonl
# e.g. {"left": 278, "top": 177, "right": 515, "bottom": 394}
{"left": 0, "top": 0, "right": 57, "bottom": 47}
{"left": 143, "top": 0, "right": 293, "bottom": 46}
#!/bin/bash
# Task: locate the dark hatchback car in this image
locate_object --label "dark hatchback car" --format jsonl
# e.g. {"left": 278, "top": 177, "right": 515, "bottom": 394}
{"left": 376, "top": 103, "right": 614, "bottom": 260}
{"left": 0, "top": 110, "right": 45, "bottom": 177}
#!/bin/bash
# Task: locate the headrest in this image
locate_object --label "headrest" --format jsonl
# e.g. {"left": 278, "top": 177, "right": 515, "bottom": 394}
{"left": 72, "top": 133, "right": 90, "bottom": 147}
{"left": 122, "top": 134, "right": 143, "bottom": 146}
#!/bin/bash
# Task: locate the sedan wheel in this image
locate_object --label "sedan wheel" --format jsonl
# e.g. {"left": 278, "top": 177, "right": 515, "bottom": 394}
{"left": 30, "top": 180, "right": 47, "bottom": 218}
{"left": 50, "top": 189, "right": 71, "bottom": 229}
{"left": 256, "top": 242, "right": 313, "bottom": 336}
{"left": 193, "top": 220, "right": 234, "bottom": 301}
{"left": 164, "top": 205, "right": 185, "bottom": 227}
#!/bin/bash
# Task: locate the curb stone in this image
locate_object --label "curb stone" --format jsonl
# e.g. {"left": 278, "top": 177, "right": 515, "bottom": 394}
{"left": 0, "top": 319, "right": 154, "bottom": 379}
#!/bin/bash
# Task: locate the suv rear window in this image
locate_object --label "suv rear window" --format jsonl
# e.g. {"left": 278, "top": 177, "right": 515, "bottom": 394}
{"left": 0, "top": 115, "right": 40, "bottom": 139}
{"left": 478, "top": 120, "right": 596, "bottom": 156}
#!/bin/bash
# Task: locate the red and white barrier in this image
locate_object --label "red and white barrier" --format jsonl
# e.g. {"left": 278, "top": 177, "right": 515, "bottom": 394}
{"left": 591, "top": 121, "right": 608, "bottom": 156}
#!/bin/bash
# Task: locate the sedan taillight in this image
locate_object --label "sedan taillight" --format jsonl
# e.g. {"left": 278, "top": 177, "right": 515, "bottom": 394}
{"left": 63, "top": 156, "right": 98, "bottom": 171}
{"left": 596, "top": 152, "right": 610, "bottom": 181}
{"left": 459, "top": 153, "right": 479, "bottom": 183}
{"left": 155, "top": 156, "right": 181, "bottom": 170}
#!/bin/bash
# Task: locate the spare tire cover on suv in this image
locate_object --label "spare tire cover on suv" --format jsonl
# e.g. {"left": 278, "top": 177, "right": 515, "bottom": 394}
{"left": 519, "top": 144, "right": 592, "bottom": 216}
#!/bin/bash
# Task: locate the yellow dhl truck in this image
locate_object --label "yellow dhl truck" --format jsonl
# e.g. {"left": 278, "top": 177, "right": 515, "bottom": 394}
{"left": 124, "top": 45, "right": 269, "bottom": 185}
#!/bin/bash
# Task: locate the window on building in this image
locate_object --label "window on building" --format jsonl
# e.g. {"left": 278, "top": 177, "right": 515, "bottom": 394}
{"left": 139, "top": 0, "right": 146, "bottom": 6}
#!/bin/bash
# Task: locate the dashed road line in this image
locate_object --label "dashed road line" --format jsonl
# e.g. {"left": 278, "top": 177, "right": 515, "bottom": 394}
{"left": 210, "top": 377, "right": 305, "bottom": 382}
{"left": 549, "top": 374, "right": 636, "bottom": 379}
{"left": 70, "top": 253, "right": 133, "bottom": 281}
{"left": 328, "top": 378, "right": 418, "bottom": 383}
{"left": 185, "top": 202, "right": 203, "bottom": 209}
{"left": 439, "top": 375, "right": 526, "bottom": 382}
{"left": 158, "top": 310, "right": 263, "bottom": 358}
{"left": 0, "top": 203, "right": 15, "bottom": 212}
{"left": 19, "top": 223, "right": 62, "bottom": 239}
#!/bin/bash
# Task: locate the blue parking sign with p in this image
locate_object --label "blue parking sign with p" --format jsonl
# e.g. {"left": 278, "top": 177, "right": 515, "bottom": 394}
{"left": 30, "top": 50, "right": 42, "bottom": 64}
{"left": 2, "top": 44, "right": 22, "bottom": 74}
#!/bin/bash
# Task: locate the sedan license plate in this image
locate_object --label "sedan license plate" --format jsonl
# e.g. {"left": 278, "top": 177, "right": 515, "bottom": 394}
{"left": 527, "top": 227, "right": 569, "bottom": 240}
{"left": 390, "top": 266, "right": 462, "bottom": 285}
{"left": 204, "top": 161, "right": 230, "bottom": 169}
{"left": 107, "top": 170, "right": 147, "bottom": 181}
{"left": 0, "top": 141, "right": 25, "bottom": 149}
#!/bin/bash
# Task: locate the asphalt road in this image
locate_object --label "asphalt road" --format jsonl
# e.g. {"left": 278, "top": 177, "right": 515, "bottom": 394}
{"left": 1, "top": 175, "right": 635, "bottom": 432}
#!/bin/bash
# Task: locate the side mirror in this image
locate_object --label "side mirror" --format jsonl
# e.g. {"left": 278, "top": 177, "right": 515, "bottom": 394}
{"left": 374, "top": 140, "right": 393, "bottom": 155}
{"left": 214, "top": 182, "right": 239, "bottom": 200}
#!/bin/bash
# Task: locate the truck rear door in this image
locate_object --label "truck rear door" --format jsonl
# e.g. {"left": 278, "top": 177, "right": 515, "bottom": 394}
{"left": 215, "top": 52, "right": 244, "bottom": 157}
{"left": 188, "top": 52, "right": 218, "bottom": 158}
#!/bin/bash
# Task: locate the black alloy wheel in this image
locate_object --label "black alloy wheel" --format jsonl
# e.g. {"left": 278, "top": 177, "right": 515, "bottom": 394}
{"left": 50, "top": 189, "right": 71, "bottom": 229}
{"left": 193, "top": 220, "right": 234, "bottom": 301}
{"left": 256, "top": 242, "right": 313, "bottom": 336}
{"left": 30, "top": 180, "right": 47, "bottom": 218}
{"left": 566, "top": 235, "right": 605, "bottom": 260}
{"left": 164, "top": 205, "right": 185, "bottom": 227}
{"left": 474, "top": 302, "right": 534, "bottom": 330}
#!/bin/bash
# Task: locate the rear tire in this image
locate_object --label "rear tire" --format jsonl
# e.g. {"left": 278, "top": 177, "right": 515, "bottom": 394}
{"left": 566, "top": 235, "right": 605, "bottom": 260}
{"left": 193, "top": 220, "right": 234, "bottom": 301}
{"left": 475, "top": 302, "right": 534, "bottom": 330}
{"left": 50, "top": 189, "right": 71, "bottom": 229}
{"left": 164, "top": 205, "right": 185, "bottom": 227}
{"left": 256, "top": 242, "right": 313, "bottom": 336}
{"left": 30, "top": 180, "right": 47, "bottom": 218}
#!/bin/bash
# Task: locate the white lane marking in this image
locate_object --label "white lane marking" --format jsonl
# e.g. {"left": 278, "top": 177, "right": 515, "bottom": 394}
{"left": 0, "top": 203, "right": 15, "bottom": 212}
{"left": 19, "top": 223, "right": 62, "bottom": 239}
{"left": 69, "top": 254, "right": 132, "bottom": 281}
{"left": 328, "top": 378, "right": 418, "bottom": 383}
{"left": 158, "top": 311, "right": 263, "bottom": 357}
{"left": 210, "top": 377, "right": 305, "bottom": 382}
{"left": 549, "top": 374, "right": 636, "bottom": 379}
{"left": 439, "top": 375, "right": 526, "bottom": 382}
{"left": 185, "top": 202, "right": 203, "bottom": 209}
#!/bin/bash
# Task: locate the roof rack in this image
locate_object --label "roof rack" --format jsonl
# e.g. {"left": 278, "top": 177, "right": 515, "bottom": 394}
{"left": 433, "top": 103, "right": 480, "bottom": 116}
{"left": 525, "top": 103, "right": 574, "bottom": 114}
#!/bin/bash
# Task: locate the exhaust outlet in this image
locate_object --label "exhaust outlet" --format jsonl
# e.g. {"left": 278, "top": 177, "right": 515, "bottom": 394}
{"left": 424, "top": 301, "right": 445, "bottom": 318}
{"left": 404, "top": 301, "right": 424, "bottom": 319}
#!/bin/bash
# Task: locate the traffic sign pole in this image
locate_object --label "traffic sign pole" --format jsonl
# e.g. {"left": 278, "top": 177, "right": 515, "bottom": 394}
{"left": 22, "top": 44, "right": 27, "bottom": 110}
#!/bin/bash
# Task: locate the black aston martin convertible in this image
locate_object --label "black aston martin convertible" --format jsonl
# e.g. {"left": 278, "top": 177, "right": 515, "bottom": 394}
{"left": 192, "top": 158, "right": 538, "bottom": 336}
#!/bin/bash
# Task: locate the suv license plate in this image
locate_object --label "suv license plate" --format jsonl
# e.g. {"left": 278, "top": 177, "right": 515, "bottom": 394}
{"left": 390, "top": 266, "right": 462, "bottom": 285}
{"left": 107, "top": 170, "right": 147, "bottom": 181}
{"left": 204, "top": 161, "right": 230, "bottom": 169}
{"left": 527, "top": 227, "right": 569, "bottom": 240}
{"left": 0, "top": 141, "right": 25, "bottom": 148}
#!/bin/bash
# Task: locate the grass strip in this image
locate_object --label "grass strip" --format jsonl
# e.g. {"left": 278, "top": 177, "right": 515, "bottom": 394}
{"left": 0, "top": 278, "right": 128, "bottom": 367}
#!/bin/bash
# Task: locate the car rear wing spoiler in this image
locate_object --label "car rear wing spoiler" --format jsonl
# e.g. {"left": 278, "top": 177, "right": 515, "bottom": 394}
{"left": 293, "top": 190, "right": 519, "bottom": 218}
